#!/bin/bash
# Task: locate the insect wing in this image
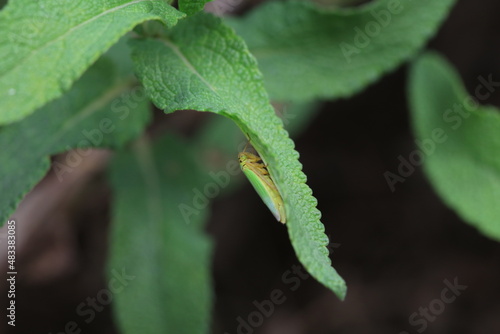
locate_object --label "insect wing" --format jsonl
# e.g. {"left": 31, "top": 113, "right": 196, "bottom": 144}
{"left": 241, "top": 164, "right": 285, "bottom": 223}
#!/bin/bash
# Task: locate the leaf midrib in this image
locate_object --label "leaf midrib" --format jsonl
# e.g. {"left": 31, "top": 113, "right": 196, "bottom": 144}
{"left": 161, "top": 38, "right": 218, "bottom": 94}
{"left": 132, "top": 136, "right": 166, "bottom": 316}
{"left": 1, "top": 0, "right": 154, "bottom": 78}
{"left": 48, "top": 76, "right": 137, "bottom": 152}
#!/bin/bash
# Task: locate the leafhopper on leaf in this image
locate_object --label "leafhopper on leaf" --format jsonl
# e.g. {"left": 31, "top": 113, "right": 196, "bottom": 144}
{"left": 238, "top": 147, "right": 286, "bottom": 224}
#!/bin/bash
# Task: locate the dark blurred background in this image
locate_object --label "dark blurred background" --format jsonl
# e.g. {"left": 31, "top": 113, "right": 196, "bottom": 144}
{"left": 2, "top": 0, "right": 500, "bottom": 333}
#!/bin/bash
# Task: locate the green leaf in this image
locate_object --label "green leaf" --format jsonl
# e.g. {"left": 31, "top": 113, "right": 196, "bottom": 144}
{"left": 409, "top": 52, "right": 500, "bottom": 241}
{"left": 130, "top": 13, "right": 347, "bottom": 298}
{"left": 0, "top": 43, "right": 151, "bottom": 226}
{"left": 179, "top": 0, "right": 212, "bottom": 16}
{"left": 195, "top": 101, "right": 321, "bottom": 162}
{"left": 0, "top": 0, "right": 184, "bottom": 125}
{"left": 228, "top": 0, "right": 456, "bottom": 101}
{"left": 108, "top": 135, "right": 212, "bottom": 334}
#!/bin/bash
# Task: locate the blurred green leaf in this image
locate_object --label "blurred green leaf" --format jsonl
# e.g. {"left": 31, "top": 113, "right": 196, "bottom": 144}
{"left": 130, "top": 13, "right": 346, "bottom": 298}
{"left": 0, "top": 0, "right": 184, "bottom": 125}
{"left": 280, "top": 101, "right": 322, "bottom": 136}
{"left": 409, "top": 52, "right": 500, "bottom": 241}
{"left": 0, "top": 42, "right": 151, "bottom": 226}
{"left": 108, "top": 135, "right": 212, "bottom": 334}
{"left": 228, "top": 0, "right": 456, "bottom": 101}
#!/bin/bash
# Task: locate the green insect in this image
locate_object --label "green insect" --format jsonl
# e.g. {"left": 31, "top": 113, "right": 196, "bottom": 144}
{"left": 238, "top": 146, "right": 286, "bottom": 224}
